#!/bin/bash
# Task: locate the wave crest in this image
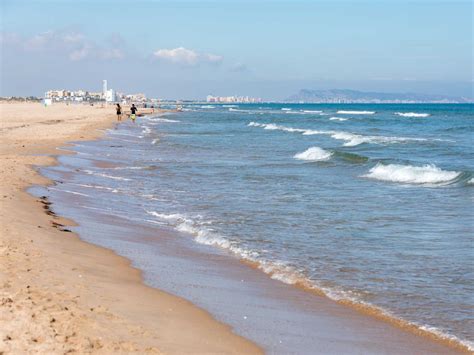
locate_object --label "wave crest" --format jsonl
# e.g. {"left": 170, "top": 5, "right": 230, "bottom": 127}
{"left": 395, "top": 112, "right": 430, "bottom": 118}
{"left": 294, "top": 147, "right": 333, "bottom": 161}
{"left": 363, "top": 164, "right": 460, "bottom": 185}
{"left": 337, "top": 110, "right": 375, "bottom": 115}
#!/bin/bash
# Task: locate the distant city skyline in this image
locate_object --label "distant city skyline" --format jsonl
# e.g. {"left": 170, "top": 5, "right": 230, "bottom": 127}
{"left": 1, "top": 0, "right": 472, "bottom": 100}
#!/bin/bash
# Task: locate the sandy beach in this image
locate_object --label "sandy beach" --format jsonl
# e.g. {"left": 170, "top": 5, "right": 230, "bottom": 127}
{"left": 0, "top": 102, "right": 468, "bottom": 354}
{"left": 0, "top": 102, "right": 261, "bottom": 354}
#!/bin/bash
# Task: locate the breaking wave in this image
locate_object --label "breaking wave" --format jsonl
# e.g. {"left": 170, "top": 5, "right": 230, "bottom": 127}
{"left": 329, "top": 117, "right": 348, "bottom": 121}
{"left": 337, "top": 110, "right": 375, "bottom": 115}
{"left": 294, "top": 147, "right": 333, "bottom": 161}
{"left": 145, "top": 209, "right": 473, "bottom": 352}
{"left": 362, "top": 163, "right": 461, "bottom": 185}
{"left": 248, "top": 122, "right": 428, "bottom": 147}
{"left": 395, "top": 112, "right": 430, "bottom": 118}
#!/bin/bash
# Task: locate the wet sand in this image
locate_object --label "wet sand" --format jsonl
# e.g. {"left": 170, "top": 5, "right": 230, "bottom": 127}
{"left": 0, "top": 102, "right": 467, "bottom": 354}
{"left": 0, "top": 102, "right": 261, "bottom": 354}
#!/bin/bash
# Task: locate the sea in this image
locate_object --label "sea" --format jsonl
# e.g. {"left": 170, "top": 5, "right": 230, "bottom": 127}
{"left": 33, "top": 103, "right": 473, "bottom": 352}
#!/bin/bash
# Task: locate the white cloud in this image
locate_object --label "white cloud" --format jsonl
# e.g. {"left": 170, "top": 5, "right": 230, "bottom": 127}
{"left": 154, "top": 47, "right": 198, "bottom": 65}
{"left": 2, "top": 30, "right": 125, "bottom": 62}
{"left": 69, "top": 46, "right": 90, "bottom": 61}
{"left": 153, "top": 47, "right": 223, "bottom": 66}
{"left": 205, "top": 53, "right": 223, "bottom": 64}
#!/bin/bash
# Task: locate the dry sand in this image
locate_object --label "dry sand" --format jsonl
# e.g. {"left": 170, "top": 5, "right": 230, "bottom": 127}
{"left": 0, "top": 102, "right": 262, "bottom": 354}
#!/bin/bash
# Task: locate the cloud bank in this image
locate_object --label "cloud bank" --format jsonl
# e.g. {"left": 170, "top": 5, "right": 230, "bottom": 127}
{"left": 153, "top": 47, "right": 223, "bottom": 66}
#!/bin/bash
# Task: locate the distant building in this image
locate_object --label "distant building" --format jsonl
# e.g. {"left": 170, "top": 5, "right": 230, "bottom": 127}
{"left": 206, "top": 94, "right": 262, "bottom": 103}
{"left": 105, "top": 89, "right": 116, "bottom": 102}
{"left": 102, "top": 80, "right": 108, "bottom": 99}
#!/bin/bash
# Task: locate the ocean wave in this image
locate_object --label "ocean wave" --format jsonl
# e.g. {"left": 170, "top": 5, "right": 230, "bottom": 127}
{"left": 395, "top": 112, "right": 430, "bottom": 118}
{"left": 333, "top": 151, "right": 369, "bottom": 163}
{"left": 67, "top": 183, "right": 120, "bottom": 193}
{"left": 249, "top": 122, "right": 427, "bottom": 147}
{"left": 83, "top": 169, "right": 131, "bottom": 181}
{"left": 49, "top": 187, "right": 90, "bottom": 197}
{"left": 152, "top": 138, "right": 160, "bottom": 145}
{"left": 303, "top": 110, "right": 323, "bottom": 113}
{"left": 281, "top": 108, "right": 292, "bottom": 111}
{"left": 337, "top": 110, "right": 375, "bottom": 115}
{"left": 229, "top": 108, "right": 248, "bottom": 112}
{"left": 467, "top": 178, "right": 474, "bottom": 185}
{"left": 148, "top": 117, "right": 180, "bottom": 123}
{"left": 222, "top": 104, "right": 239, "bottom": 108}
{"left": 294, "top": 147, "right": 333, "bottom": 161}
{"left": 200, "top": 105, "right": 215, "bottom": 109}
{"left": 145, "top": 209, "right": 473, "bottom": 351}
{"left": 329, "top": 117, "right": 348, "bottom": 121}
{"left": 362, "top": 163, "right": 461, "bottom": 185}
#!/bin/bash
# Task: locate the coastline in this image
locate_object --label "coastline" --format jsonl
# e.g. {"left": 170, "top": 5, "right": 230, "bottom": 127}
{"left": 0, "top": 102, "right": 262, "bottom": 354}
{"left": 0, "top": 102, "right": 469, "bottom": 354}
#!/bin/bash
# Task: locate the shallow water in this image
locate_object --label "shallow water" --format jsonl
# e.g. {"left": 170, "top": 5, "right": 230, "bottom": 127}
{"left": 37, "top": 103, "right": 473, "bottom": 351}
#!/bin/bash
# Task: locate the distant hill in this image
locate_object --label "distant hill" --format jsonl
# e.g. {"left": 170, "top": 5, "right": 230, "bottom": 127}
{"left": 286, "top": 89, "right": 471, "bottom": 103}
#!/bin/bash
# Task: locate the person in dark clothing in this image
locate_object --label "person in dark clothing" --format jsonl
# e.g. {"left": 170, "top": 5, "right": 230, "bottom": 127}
{"left": 116, "top": 103, "right": 122, "bottom": 121}
{"left": 130, "top": 104, "right": 138, "bottom": 122}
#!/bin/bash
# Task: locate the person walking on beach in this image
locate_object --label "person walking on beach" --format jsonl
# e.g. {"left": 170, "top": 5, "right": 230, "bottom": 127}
{"left": 130, "top": 104, "right": 138, "bottom": 122}
{"left": 116, "top": 103, "right": 122, "bottom": 121}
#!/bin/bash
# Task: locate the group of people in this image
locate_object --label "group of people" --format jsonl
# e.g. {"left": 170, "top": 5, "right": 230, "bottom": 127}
{"left": 115, "top": 103, "right": 138, "bottom": 122}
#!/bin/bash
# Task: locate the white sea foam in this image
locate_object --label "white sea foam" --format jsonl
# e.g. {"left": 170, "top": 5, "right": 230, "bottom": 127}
{"left": 329, "top": 117, "right": 348, "bottom": 121}
{"left": 152, "top": 138, "right": 160, "bottom": 145}
{"left": 113, "top": 166, "right": 147, "bottom": 170}
{"left": 49, "top": 187, "right": 90, "bottom": 197}
{"left": 363, "top": 163, "right": 460, "bottom": 185}
{"left": 201, "top": 105, "right": 215, "bottom": 109}
{"left": 141, "top": 126, "right": 152, "bottom": 135}
{"left": 83, "top": 170, "right": 131, "bottom": 181}
{"left": 281, "top": 108, "right": 292, "bottom": 111}
{"left": 395, "top": 112, "right": 430, "bottom": 118}
{"left": 68, "top": 183, "right": 118, "bottom": 192}
{"left": 148, "top": 117, "right": 180, "bottom": 123}
{"left": 249, "top": 122, "right": 428, "bottom": 147}
{"left": 147, "top": 211, "right": 233, "bottom": 249}
{"left": 303, "top": 110, "right": 323, "bottom": 113}
{"left": 466, "top": 178, "right": 474, "bottom": 185}
{"left": 294, "top": 147, "right": 333, "bottom": 161}
{"left": 145, "top": 209, "right": 473, "bottom": 351}
{"left": 337, "top": 110, "right": 375, "bottom": 115}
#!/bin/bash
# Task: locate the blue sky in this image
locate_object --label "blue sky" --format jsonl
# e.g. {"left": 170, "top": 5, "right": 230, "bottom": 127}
{"left": 1, "top": 0, "right": 472, "bottom": 99}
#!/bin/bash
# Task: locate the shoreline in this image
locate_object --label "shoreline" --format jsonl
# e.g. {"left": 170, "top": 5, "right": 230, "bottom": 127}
{"left": 0, "top": 102, "right": 262, "bottom": 354}
{"left": 0, "top": 102, "right": 469, "bottom": 354}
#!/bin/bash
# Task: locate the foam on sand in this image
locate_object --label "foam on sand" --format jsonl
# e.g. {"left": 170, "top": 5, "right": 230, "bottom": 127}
{"left": 363, "top": 163, "right": 460, "bottom": 185}
{"left": 395, "top": 112, "right": 430, "bottom": 118}
{"left": 337, "top": 110, "right": 375, "bottom": 115}
{"left": 294, "top": 147, "right": 333, "bottom": 161}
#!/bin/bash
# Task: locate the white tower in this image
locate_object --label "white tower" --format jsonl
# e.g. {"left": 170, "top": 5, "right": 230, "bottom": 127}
{"left": 102, "top": 80, "right": 107, "bottom": 98}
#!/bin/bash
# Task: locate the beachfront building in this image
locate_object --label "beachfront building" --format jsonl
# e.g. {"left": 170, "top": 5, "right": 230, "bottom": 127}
{"left": 206, "top": 94, "right": 262, "bottom": 103}
{"left": 105, "top": 89, "right": 116, "bottom": 103}
{"left": 125, "top": 93, "right": 147, "bottom": 103}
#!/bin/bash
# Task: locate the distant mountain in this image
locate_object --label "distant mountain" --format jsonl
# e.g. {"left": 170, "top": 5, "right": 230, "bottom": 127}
{"left": 286, "top": 89, "right": 471, "bottom": 103}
